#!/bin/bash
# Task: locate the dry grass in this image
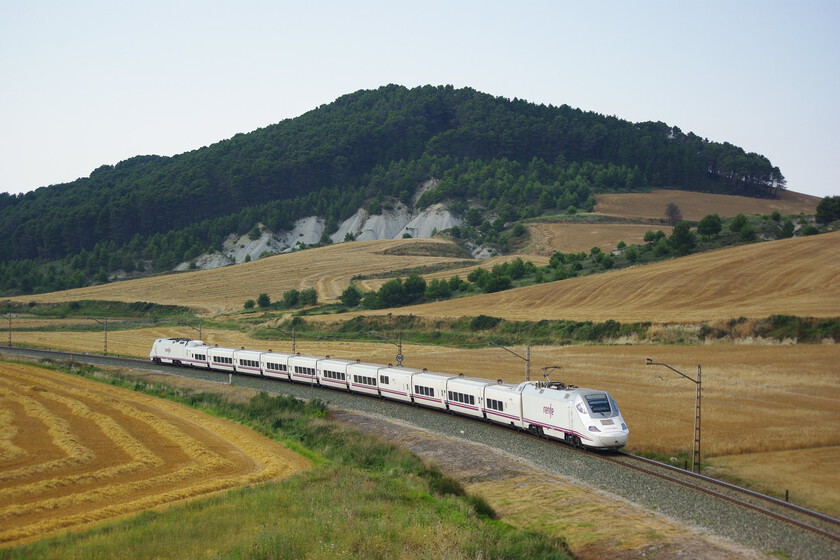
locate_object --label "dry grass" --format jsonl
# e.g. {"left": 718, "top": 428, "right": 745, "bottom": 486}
{"left": 337, "top": 230, "right": 840, "bottom": 323}
{"left": 11, "top": 331, "right": 839, "bottom": 457}
{"left": 10, "top": 238, "right": 475, "bottom": 314}
{"left": 706, "top": 447, "right": 840, "bottom": 516}
{"left": 595, "top": 188, "right": 820, "bottom": 222}
{"left": 0, "top": 361, "right": 311, "bottom": 546}
{"left": 521, "top": 223, "right": 674, "bottom": 256}
{"left": 11, "top": 324, "right": 839, "bottom": 514}
{"left": 469, "top": 475, "right": 756, "bottom": 559}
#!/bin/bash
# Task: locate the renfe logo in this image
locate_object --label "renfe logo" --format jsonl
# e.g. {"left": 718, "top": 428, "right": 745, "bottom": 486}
{"left": 543, "top": 405, "right": 554, "bottom": 417}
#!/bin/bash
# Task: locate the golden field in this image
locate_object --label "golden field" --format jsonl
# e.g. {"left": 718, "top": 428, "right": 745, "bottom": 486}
{"left": 9, "top": 332, "right": 840, "bottom": 516}
{"left": 4, "top": 189, "right": 839, "bottom": 520}
{"left": 595, "top": 188, "right": 821, "bottom": 222}
{"left": 0, "top": 361, "right": 310, "bottom": 546}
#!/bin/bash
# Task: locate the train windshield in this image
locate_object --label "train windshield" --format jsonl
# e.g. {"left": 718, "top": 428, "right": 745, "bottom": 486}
{"left": 585, "top": 394, "right": 612, "bottom": 414}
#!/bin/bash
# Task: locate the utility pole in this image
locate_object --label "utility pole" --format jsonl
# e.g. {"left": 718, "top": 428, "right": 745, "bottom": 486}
{"left": 91, "top": 318, "right": 108, "bottom": 355}
{"left": 489, "top": 342, "right": 531, "bottom": 381}
{"left": 270, "top": 326, "right": 297, "bottom": 354}
{"left": 179, "top": 321, "right": 203, "bottom": 340}
{"left": 3, "top": 313, "right": 11, "bottom": 348}
{"left": 368, "top": 332, "right": 403, "bottom": 366}
{"left": 646, "top": 358, "right": 702, "bottom": 473}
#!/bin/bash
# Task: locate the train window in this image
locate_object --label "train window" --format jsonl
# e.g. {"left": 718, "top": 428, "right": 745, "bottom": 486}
{"left": 380, "top": 375, "right": 389, "bottom": 384}
{"left": 415, "top": 385, "right": 433, "bottom": 397}
{"left": 486, "top": 398, "right": 503, "bottom": 411}
{"left": 585, "top": 394, "right": 612, "bottom": 414}
{"left": 324, "top": 370, "right": 345, "bottom": 380}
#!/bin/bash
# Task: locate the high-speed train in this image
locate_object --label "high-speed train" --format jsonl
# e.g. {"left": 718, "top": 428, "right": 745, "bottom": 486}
{"left": 150, "top": 337, "right": 629, "bottom": 450}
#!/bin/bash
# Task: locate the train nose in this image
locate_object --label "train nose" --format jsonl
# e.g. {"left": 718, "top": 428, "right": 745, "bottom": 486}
{"left": 592, "top": 431, "right": 628, "bottom": 449}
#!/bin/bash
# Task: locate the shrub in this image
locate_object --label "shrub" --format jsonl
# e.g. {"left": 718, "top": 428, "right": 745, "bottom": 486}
{"left": 339, "top": 285, "right": 362, "bottom": 307}
{"left": 470, "top": 315, "right": 501, "bottom": 330}
{"left": 697, "top": 213, "right": 722, "bottom": 238}
{"left": 729, "top": 213, "right": 748, "bottom": 233}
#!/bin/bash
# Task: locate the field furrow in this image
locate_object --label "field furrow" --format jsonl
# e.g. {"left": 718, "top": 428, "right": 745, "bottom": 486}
{"left": 0, "top": 362, "right": 311, "bottom": 546}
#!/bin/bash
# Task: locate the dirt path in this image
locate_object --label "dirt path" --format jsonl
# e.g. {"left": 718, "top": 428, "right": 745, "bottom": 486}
{"left": 0, "top": 362, "right": 310, "bottom": 546}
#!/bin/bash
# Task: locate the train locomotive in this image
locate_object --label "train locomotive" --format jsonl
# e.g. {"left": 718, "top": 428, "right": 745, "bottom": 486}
{"left": 150, "top": 337, "right": 629, "bottom": 450}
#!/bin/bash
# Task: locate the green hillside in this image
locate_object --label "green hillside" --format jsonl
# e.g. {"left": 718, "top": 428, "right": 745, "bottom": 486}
{"left": 0, "top": 84, "right": 786, "bottom": 295}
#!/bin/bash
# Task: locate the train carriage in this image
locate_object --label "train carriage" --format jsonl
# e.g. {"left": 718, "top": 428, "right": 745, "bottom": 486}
{"left": 483, "top": 381, "right": 524, "bottom": 428}
{"left": 411, "top": 370, "right": 455, "bottom": 410}
{"left": 207, "top": 346, "right": 237, "bottom": 373}
{"left": 288, "top": 355, "right": 319, "bottom": 384}
{"left": 234, "top": 349, "right": 264, "bottom": 376}
{"left": 346, "top": 361, "right": 383, "bottom": 396}
{"left": 260, "top": 351, "right": 294, "bottom": 381}
{"left": 376, "top": 366, "right": 416, "bottom": 402}
{"left": 317, "top": 357, "right": 353, "bottom": 390}
{"left": 184, "top": 341, "right": 210, "bottom": 368}
{"left": 445, "top": 374, "right": 492, "bottom": 419}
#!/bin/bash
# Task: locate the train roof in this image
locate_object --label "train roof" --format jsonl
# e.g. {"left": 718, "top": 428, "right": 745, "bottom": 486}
{"left": 517, "top": 381, "right": 612, "bottom": 397}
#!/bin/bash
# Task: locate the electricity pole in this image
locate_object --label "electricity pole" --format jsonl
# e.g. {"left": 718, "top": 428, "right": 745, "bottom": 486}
{"left": 646, "top": 358, "right": 702, "bottom": 472}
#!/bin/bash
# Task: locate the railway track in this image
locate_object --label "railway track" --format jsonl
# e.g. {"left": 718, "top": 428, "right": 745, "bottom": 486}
{"left": 4, "top": 345, "right": 840, "bottom": 548}
{"left": 602, "top": 451, "right": 840, "bottom": 543}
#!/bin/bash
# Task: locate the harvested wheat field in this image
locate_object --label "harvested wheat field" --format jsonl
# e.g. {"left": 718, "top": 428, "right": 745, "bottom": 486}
{"left": 595, "top": 188, "right": 821, "bottom": 222}
{"left": 521, "top": 222, "right": 673, "bottom": 256}
{"left": 13, "top": 238, "right": 474, "bottom": 314}
{"left": 8, "top": 327, "right": 840, "bottom": 515}
{"left": 343, "top": 230, "right": 840, "bottom": 324}
{"left": 0, "top": 360, "right": 310, "bottom": 547}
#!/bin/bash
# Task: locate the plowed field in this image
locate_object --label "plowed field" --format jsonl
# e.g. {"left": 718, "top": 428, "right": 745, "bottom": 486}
{"left": 0, "top": 362, "right": 310, "bottom": 546}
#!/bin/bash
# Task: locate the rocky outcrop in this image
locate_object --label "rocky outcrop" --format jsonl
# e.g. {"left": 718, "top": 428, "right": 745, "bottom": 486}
{"left": 176, "top": 203, "right": 464, "bottom": 271}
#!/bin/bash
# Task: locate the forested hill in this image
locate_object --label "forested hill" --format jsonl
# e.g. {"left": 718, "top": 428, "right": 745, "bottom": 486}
{"left": 0, "top": 84, "right": 785, "bottom": 295}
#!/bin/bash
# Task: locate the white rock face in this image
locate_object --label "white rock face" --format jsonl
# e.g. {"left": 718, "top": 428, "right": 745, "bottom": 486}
{"left": 401, "top": 203, "right": 461, "bottom": 238}
{"left": 276, "top": 216, "right": 325, "bottom": 250}
{"left": 176, "top": 204, "right": 465, "bottom": 271}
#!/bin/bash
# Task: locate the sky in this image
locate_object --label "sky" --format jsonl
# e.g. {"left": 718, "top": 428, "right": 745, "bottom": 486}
{"left": 1, "top": 0, "right": 838, "bottom": 198}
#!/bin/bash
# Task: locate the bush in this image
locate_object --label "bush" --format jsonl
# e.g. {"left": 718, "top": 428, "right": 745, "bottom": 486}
{"left": 697, "top": 213, "right": 722, "bottom": 238}
{"left": 339, "top": 285, "right": 362, "bottom": 307}
{"left": 729, "top": 213, "right": 748, "bottom": 233}
{"left": 470, "top": 315, "right": 501, "bottom": 330}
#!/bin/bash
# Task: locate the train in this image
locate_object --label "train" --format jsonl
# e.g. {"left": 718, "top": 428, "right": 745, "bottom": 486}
{"left": 149, "top": 337, "right": 629, "bottom": 450}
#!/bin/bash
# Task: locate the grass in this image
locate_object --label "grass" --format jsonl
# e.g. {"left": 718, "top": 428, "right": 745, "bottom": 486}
{"left": 9, "top": 468, "right": 568, "bottom": 560}
{"left": 0, "top": 364, "right": 571, "bottom": 560}
{"left": 0, "top": 299, "right": 193, "bottom": 319}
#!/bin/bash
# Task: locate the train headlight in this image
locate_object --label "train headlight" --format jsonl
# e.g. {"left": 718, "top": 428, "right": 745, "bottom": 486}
{"left": 587, "top": 425, "right": 601, "bottom": 432}
{"left": 621, "top": 423, "right": 628, "bottom": 430}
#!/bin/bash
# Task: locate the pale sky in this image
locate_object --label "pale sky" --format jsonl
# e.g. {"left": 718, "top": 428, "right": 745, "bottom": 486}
{"left": 2, "top": 0, "right": 838, "bottom": 198}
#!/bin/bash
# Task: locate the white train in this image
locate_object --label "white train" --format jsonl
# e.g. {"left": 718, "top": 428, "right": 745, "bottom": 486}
{"left": 150, "top": 337, "right": 629, "bottom": 450}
